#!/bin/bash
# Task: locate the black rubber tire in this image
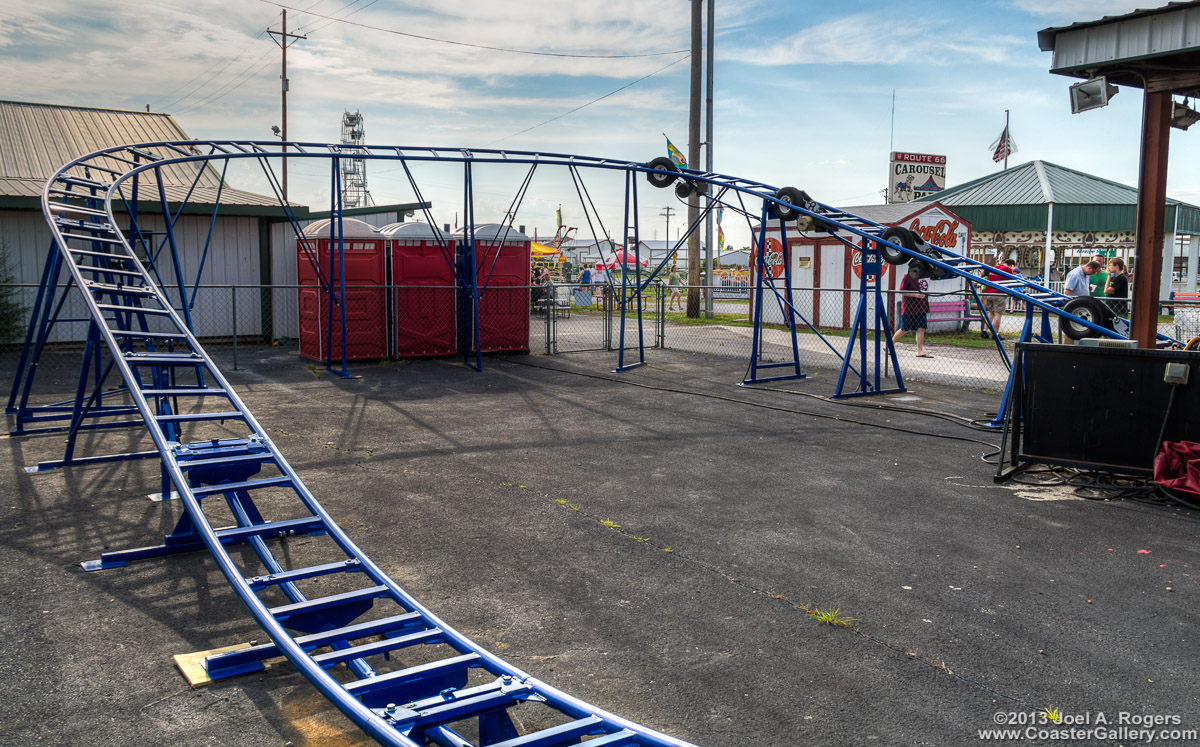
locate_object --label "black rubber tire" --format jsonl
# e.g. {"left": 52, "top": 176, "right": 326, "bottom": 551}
{"left": 645, "top": 157, "right": 679, "bottom": 189}
{"left": 774, "top": 187, "right": 807, "bottom": 221}
{"left": 1061, "top": 296, "right": 1114, "bottom": 339}
{"left": 879, "top": 226, "right": 915, "bottom": 265}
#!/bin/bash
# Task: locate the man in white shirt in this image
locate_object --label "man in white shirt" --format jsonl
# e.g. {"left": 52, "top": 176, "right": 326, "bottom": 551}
{"left": 1064, "top": 260, "right": 1101, "bottom": 297}
{"left": 1062, "top": 260, "right": 1102, "bottom": 344}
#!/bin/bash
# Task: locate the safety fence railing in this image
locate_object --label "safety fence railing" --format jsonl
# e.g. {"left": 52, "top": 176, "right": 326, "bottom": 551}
{"left": 2, "top": 282, "right": 1188, "bottom": 398}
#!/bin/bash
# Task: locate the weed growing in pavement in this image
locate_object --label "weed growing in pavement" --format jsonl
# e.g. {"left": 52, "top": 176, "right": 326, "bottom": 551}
{"left": 807, "top": 605, "right": 856, "bottom": 628}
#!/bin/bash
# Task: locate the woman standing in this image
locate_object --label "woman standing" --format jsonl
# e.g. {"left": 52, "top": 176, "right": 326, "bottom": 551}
{"left": 667, "top": 263, "right": 682, "bottom": 311}
{"left": 1104, "top": 257, "right": 1129, "bottom": 316}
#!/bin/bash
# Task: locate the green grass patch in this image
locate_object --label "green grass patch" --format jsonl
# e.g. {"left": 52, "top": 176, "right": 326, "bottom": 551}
{"left": 807, "top": 605, "right": 856, "bottom": 628}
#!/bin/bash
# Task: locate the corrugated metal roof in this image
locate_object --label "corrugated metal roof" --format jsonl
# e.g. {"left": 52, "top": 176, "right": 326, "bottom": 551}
{"left": 0, "top": 176, "right": 283, "bottom": 207}
{"left": 1037, "top": 1, "right": 1200, "bottom": 94}
{"left": 1037, "top": 1, "right": 1200, "bottom": 53}
{"left": 0, "top": 99, "right": 278, "bottom": 206}
{"left": 914, "top": 160, "right": 1190, "bottom": 207}
{"left": 836, "top": 203, "right": 939, "bottom": 223}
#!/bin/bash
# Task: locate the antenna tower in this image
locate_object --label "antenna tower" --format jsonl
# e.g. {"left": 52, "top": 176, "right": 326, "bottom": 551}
{"left": 340, "top": 110, "right": 374, "bottom": 208}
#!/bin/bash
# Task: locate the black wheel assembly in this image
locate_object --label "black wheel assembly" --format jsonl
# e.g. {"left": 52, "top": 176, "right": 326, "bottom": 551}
{"left": 1061, "top": 296, "right": 1114, "bottom": 339}
{"left": 879, "top": 226, "right": 916, "bottom": 265}
{"left": 645, "top": 156, "right": 679, "bottom": 189}
{"left": 773, "top": 186, "right": 808, "bottom": 221}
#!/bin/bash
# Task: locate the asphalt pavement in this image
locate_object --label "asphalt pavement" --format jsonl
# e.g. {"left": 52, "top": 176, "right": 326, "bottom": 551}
{"left": 1, "top": 347, "right": 1197, "bottom": 746}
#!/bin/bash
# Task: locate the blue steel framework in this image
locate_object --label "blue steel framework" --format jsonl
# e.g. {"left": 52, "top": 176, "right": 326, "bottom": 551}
{"left": 738, "top": 200, "right": 1181, "bottom": 419}
{"left": 6, "top": 140, "right": 1179, "bottom": 747}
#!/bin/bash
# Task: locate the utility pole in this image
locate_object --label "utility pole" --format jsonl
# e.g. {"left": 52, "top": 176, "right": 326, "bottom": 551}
{"left": 687, "top": 0, "right": 702, "bottom": 317}
{"left": 267, "top": 10, "right": 305, "bottom": 203}
{"left": 660, "top": 206, "right": 675, "bottom": 254}
{"left": 703, "top": 0, "right": 715, "bottom": 318}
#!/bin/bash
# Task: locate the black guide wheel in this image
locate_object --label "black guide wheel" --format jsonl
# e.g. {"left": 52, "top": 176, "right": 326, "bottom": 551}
{"left": 1061, "top": 297, "right": 1114, "bottom": 340}
{"left": 879, "top": 226, "right": 916, "bottom": 265}
{"left": 645, "top": 157, "right": 679, "bottom": 189}
{"left": 773, "top": 186, "right": 808, "bottom": 221}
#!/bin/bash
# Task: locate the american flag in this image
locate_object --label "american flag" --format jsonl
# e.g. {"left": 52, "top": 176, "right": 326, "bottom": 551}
{"left": 989, "top": 126, "right": 1017, "bottom": 163}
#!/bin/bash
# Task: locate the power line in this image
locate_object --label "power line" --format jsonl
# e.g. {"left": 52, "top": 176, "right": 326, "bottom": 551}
{"left": 255, "top": 0, "right": 688, "bottom": 58}
{"left": 153, "top": 27, "right": 272, "bottom": 111}
{"left": 161, "top": 0, "right": 362, "bottom": 115}
{"left": 297, "top": 0, "right": 381, "bottom": 35}
{"left": 486, "top": 54, "right": 689, "bottom": 146}
{"left": 173, "top": 49, "right": 278, "bottom": 115}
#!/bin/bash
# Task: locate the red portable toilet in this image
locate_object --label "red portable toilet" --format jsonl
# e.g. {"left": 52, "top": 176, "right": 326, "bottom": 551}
{"left": 381, "top": 222, "right": 457, "bottom": 357}
{"left": 297, "top": 217, "right": 387, "bottom": 361}
{"left": 455, "top": 224, "right": 531, "bottom": 354}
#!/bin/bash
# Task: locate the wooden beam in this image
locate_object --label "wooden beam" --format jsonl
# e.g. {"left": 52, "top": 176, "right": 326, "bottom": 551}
{"left": 1146, "top": 71, "right": 1200, "bottom": 94}
{"left": 1131, "top": 90, "right": 1172, "bottom": 348}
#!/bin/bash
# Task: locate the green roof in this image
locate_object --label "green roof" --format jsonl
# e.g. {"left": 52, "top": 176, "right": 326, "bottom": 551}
{"left": 914, "top": 160, "right": 1200, "bottom": 233}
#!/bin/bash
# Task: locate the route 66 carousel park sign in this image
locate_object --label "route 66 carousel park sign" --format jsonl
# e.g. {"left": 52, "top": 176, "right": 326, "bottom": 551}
{"left": 889, "top": 152, "right": 946, "bottom": 204}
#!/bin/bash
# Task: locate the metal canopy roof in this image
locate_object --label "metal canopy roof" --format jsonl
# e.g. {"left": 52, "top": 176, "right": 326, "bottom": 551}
{"left": 0, "top": 99, "right": 290, "bottom": 212}
{"left": 914, "top": 160, "right": 1200, "bottom": 233}
{"left": 917, "top": 160, "right": 1177, "bottom": 206}
{"left": 1038, "top": 1, "right": 1200, "bottom": 94}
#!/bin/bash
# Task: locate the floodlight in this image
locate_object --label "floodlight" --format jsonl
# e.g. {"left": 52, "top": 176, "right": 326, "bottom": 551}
{"left": 1170, "top": 101, "right": 1200, "bottom": 131}
{"left": 271, "top": 125, "right": 282, "bottom": 136}
{"left": 1069, "top": 76, "right": 1119, "bottom": 114}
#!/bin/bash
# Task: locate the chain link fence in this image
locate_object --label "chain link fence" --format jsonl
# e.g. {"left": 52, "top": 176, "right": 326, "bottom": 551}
{"left": 2, "top": 281, "right": 1193, "bottom": 408}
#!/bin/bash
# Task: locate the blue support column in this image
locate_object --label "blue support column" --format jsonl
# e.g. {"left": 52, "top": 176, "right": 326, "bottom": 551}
{"left": 833, "top": 238, "right": 904, "bottom": 399}
{"left": 742, "top": 207, "right": 807, "bottom": 386}
{"left": 615, "top": 171, "right": 646, "bottom": 372}
{"left": 461, "top": 161, "right": 483, "bottom": 372}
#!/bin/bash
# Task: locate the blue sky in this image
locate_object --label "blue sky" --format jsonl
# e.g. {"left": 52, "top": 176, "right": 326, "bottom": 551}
{"left": 1, "top": 0, "right": 1194, "bottom": 252}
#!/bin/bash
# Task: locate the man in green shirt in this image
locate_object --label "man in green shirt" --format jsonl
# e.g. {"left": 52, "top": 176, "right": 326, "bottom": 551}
{"left": 1088, "top": 253, "right": 1108, "bottom": 298}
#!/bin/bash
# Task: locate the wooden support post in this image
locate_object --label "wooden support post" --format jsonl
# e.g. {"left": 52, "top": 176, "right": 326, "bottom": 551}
{"left": 1131, "top": 90, "right": 1171, "bottom": 348}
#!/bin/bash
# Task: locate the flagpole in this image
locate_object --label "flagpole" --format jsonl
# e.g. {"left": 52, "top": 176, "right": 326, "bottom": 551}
{"left": 1004, "top": 109, "right": 1010, "bottom": 170}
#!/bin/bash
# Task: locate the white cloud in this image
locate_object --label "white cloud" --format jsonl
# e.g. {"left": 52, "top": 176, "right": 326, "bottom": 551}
{"left": 723, "top": 11, "right": 1030, "bottom": 67}
{"left": 1006, "top": 1, "right": 1149, "bottom": 21}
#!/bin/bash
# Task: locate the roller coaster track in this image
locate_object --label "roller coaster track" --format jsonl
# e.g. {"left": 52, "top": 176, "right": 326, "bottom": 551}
{"left": 31, "top": 141, "right": 713, "bottom": 747}
{"left": 22, "top": 140, "right": 1176, "bottom": 746}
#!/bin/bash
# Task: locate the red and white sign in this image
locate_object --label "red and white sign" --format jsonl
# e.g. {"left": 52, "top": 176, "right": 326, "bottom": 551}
{"left": 889, "top": 151, "right": 946, "bottom": 204}
{"left": 751, "top": 237, "right": 786, "bottom": 279}
{"left": 854, "top": 240, "right": 892, "bottom": 283}
{"left": 904, "top": 205, "right": 970, "bottom": 252}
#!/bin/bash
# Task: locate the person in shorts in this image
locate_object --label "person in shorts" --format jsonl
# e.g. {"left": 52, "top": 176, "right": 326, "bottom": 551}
{"left": 892, "top": 271, "right": 932, "bottom": 357}
{"left": 982, "top": 254, "right": 1015, "bottom": 340}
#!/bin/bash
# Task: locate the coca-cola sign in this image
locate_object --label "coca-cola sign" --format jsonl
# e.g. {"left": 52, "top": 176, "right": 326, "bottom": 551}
{"left": 751, "top": 237, "right": 786, "bottom": 279}
{"left": 906, "top": 206, "right": 970, "bottom": 251}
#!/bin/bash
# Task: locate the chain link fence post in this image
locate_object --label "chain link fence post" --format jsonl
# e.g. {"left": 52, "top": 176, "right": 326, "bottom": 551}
{"left": 231, "top": 285, "right": 238, "bottom": 370}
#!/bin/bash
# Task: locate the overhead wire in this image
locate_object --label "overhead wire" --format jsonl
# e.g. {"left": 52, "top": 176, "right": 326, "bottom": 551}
{"left": 165, "top": 0, "right": 373, "bottom": 115}
{"left": 173, "top": 50, "right": 279, "bottom": 115}
{"left": 154, "top": 28, "right": 273, "bottom": 111}
{"left": 148, "top": 28, "right": 269, "bottom": 110}
{"left": 485, "top": 55, "right": 690, "bottom": 146}
{"left": 255, "top": 0, "right": 689, "bottom": 58}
